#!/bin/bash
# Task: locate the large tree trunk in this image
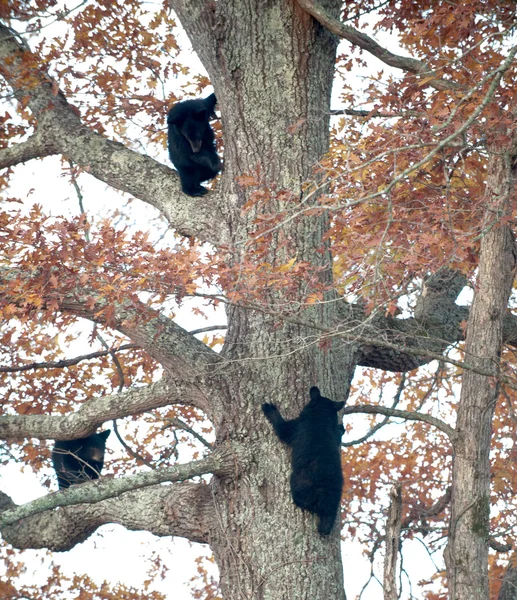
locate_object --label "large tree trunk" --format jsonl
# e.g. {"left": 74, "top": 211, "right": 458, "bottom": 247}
{"left": 445, "top": 145, "right": 517, "bottom": 600}
{"left": 171, "top": 1, "right": 351, "bottom": 598}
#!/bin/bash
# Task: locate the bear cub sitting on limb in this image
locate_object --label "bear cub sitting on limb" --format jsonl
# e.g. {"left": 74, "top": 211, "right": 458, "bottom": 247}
{"left": 262, "top": 386, "right": 345, "bottom": 535}
{"left": 167, "top": 92, "right": 221, "bottom": 197}
{"left": 52, "top": 430, "right": 111, "bottom": 490}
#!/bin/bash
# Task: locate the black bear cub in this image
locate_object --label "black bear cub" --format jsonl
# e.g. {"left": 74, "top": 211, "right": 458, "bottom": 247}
{"left": 52, "top": 430, "right": 111, "bottom": 490}
{"left": 167, "top": 93, "right": 221, "bottom": 197}
{"left": 262, "top": 386, "right": 345, "bottom": 535}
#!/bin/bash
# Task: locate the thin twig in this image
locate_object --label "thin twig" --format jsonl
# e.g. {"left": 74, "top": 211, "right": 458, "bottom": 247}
{"left": 188, "top": 325, "right": 227, "bottom": 335}
{"left": 343, "top": 373, "right": 406, "bottom": 447}
{"left": 162, "top": 417, "right": 213, "bottom": 450}
{"left": 0, "top": 344, "right": 140, "bottom": 373}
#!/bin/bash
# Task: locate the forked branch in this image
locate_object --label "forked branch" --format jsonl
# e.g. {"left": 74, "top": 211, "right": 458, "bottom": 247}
{"left": 0, "top": 23, "right": 227, "bottom": 245}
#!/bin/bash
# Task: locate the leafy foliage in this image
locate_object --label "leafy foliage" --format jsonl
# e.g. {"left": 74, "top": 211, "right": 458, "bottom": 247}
{"left": 1, "top": 1, "right": 517, "bottom": 599}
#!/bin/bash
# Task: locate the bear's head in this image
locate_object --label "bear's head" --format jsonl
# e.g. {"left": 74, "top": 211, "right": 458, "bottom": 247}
{"left": 309, "top": 386, "right": 345, "bottom": 412}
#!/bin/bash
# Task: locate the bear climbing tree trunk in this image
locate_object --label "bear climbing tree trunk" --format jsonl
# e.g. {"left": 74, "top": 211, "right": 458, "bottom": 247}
{"left": 171, "top": 1, "right": 354, "bottom": 597}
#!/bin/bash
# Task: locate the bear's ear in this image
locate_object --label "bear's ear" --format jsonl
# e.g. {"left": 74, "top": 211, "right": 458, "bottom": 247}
{"left": 191, "top": 106, "right": 209, "bottom": 122}
{"left": 99, "top": 429, "right": 111, "bottom": 440}
{"left": 204, "top": 93, "right": 217, "bottom": 117}
{"left": 309, "top": 386, "right": 321, "bottom": 401}
{"left": 167, "top": 105, "right": 185, "bottom": 126}
{"left": 334, "top": 401, "right": 345, "bottom": 411}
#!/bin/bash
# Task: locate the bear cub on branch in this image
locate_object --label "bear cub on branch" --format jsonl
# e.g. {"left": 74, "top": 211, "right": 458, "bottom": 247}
{"left": 262, "top": 386, "right": 345, "bottom": 535}
{"left": 167, "top": 92, "right": 221, "bottom": 197}
{"left": 52, "top": 430, "right": 111, "bottom": 490}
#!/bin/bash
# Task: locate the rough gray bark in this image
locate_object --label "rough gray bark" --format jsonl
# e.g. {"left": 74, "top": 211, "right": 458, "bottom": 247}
{"left": 0, "top": 380, "right": 177, "bottom": 439}
{"left": 0, "top": 448, "right": 239, "bottom": 529}
{"left": 1, "top": 482, "right": 212, "bottom": 549}
{"left": 445, "top": 145, "right": 517, "bottom": 600}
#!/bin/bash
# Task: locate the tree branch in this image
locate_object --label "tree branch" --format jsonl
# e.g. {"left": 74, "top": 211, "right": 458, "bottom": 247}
{"left": 209, "top": 287, "right": 517, "bottom": 384}
{"left": 0, "top": 265, "right": 223, "bottom": 390}
{"left": 0, "top": 23, "right": 228, "bottom": 246}
{"left": 341, "top": 270, "right": 468, "bottom": 372}
{"left": 345, "top": 268, "right": 517, "bottom": 376}
{"left": 342, "top": 405, "right": 456, "bottom": 441}
{"left": 0, "top": 443, "right": 247, "bottom": 529}
{"left": 489, "top": 537, "right": 512, "bottom": 553}
{"left": 402, "top": 486, "right": 451, "bottom": 535}
{"left": 330, "top": 108, "right": 423, "bottom": 119}
{"left": 164, "top": 417, "right": 214, "bottom": 450}
{"left": 0, "top": 131, "right": 57, "bottom": 168}
{"left": 0, "top": 378, "right": 196, "bottom": 439}
{"left": 62, "top": 297, "right": 224, "bottom": 400}
{"left": 1, "top": 481, "right": 213, "bottom": 549}
{"left": 296, "top": 0, "right": 460, "bottom": 91}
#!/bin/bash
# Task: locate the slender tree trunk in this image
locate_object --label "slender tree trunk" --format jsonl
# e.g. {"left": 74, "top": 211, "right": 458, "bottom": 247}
{"left": 498, "top": 553, "right": 517, "bottom": 600}
{"left": 445, "top": 144, "right": 517, "bottom": 600}
{"left": 383, "top": 484, "right": 402, "bottom": 600}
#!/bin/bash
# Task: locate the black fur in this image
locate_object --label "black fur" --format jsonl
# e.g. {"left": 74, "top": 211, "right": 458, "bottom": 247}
{"left": 262, "top": 386, "right": 344, "bottom": 535}
{"left": 52, "top": 430, "right": 111, "bottom": 490}
{"left": 167, "top": 93, "right": 221, "bottom": 197}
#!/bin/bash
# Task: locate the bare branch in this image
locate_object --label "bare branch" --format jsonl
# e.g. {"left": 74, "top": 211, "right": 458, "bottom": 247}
{"left": 94, "top": 331, "right": 156, "bottom": 468}
{"left": 189, "top": 325, "right": 227, "bottom": 336}
{"left": 112, "top": 418, "right": 156, "bottom": 469}
{"left": 296, "top": 0, "right": 460, "bottom": 91}
{"left": 0, "top": 23, "right": 227, "bottom": 246}
{"left": 489, "top": 537, "right": 512, "bottom": 553}
{"left": 402, "top": 486, "right": 451, "bottom": 534}
{"left": 330, "top": 108, "right": 423, "bottom": 119}
{"left": 163, "top": 417, "right": 214, "bottom": 450}
{"left": 2, "top": 481, "right": 212, "bottom": 550}
{"left": 342, "top": 405, "right": 456, "bottom": 441}
{"left": 64, "top": 298, "right": 224, "bottom": 387}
